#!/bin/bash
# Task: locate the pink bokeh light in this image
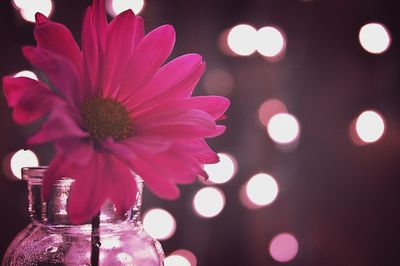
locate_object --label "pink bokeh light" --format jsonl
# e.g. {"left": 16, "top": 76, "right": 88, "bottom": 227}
{"left": 170, "top": 249, "right": 197, "bottom": 266}
{"left": 269, "top": 233, "right": 299, "bottom": 263}
{"left": 258, "top": 99, "right": 288, "bottom": 127}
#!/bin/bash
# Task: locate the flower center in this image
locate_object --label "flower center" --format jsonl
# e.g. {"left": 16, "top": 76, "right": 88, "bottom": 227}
{"left": 81, "top": 97, "right": 133, "bottom": 141}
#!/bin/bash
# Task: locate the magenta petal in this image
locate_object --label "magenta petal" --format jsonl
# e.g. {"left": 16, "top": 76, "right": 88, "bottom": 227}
{"left": 137, "top": 109, "right": 215, "bottom": 131}
{"left": 185, "top": 96, "right": 231, "bottom": 119}
{"left": 55, "top": 139, "right": 94, "bottom": 166}
{"left": 81, "top": 6, "right": 99, "bottom": 95}
{"left": 2, "top": 76, "right": 61, "bottom": 124}
{"left": 135, "top": 109, "right": 217, "bottom": 139}
{"left": 122, "top": 136, "right": 171, "bottom": 155}
{"left": 132, "top": 95, "right": 229, "bottom": 124}
{"left": 92, "top": 0, "right": 107, "bottom": 50}
{"left": 28, "top": 107, "right": 88, "bottom": 145}
{"left": 103, "top": 136, "right": 170, "bottom": 158}
{"left": 118, "top": 25, "right": 176, "bottom": 101}
{"left": 43, "top": 154, "right": 78, "bottom": 200}
{"left": 102, "top": 138, "right": 138, "bottom": 163}
{"left": 147, "top": 152, "right": 200, "bottom": 185}
{"left": 23, "top": 47, "right": 83, "bottom": 108}
{"left": 35, "top": 13, "right": 48, "bottom": 25}
{"left": 124, "top": 53, "right": 203, "bottom": 111}
{"left": 193, "top": 147, "right": 220, "bottom": 164}
{"left": 208, "top": 125, "right": 226, "bottom": 138}
{"left": 81, "top": 0, "right": 107, "bottom": 96}
{"left": 136, "top": 126, "right": 218, "bottom": 139}
{"left": 34, "top": 15, "right": 81, "bottom": 73}
{"left": 134, "top": 16, "right": 145, "bottom": 48}
{"left": 107, "top": 155, "right": 138, "bottom": 215}
{"left": 173, "top": 139, "right": 220, "bottom": 164}
{"left": 128, "top": 61, "right": 205, "bottom": 117}
{"left": 102, "top": 10, "right": 136, "bottom": 97}
{"left": 67, "top": 152, "right": 109, "bottom": 224}
{"left": 43, "top": 155, "right": 63, "bottom": 200}
{"left": 129, "top": 158, "right": 180, "bottom": 200}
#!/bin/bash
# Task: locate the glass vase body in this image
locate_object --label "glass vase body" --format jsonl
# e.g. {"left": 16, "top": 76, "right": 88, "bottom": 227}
{"left": 2, "top": 167, "right": 164, "bottom": 266}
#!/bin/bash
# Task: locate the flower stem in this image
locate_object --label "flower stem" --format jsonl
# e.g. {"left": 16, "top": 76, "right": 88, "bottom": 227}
{"left": 91, "top": 213, "right": 101, "bottom": 266}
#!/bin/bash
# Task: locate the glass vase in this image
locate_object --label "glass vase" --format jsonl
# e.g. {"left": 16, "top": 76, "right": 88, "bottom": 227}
{"left": 2, "top": 167, "right": 164, "bottom": 266}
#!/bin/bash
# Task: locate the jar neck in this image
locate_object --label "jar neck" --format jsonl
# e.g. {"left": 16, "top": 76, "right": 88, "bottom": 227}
{"left": 22, "top": 167, "right": 143, "bottom": 226}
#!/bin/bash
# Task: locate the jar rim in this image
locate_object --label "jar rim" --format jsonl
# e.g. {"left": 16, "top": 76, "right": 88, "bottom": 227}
{"left": 22, "top": 166, "right": 48, "bottom": 181}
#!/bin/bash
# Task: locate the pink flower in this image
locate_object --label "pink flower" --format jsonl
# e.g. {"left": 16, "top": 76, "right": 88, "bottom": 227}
{"left": 3, "top": 0, "right": 229, "bottom": 224}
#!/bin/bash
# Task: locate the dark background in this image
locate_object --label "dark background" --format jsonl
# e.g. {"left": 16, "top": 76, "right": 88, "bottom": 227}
{"left": 1, "top": 0, "right": 400, "bottom": 265}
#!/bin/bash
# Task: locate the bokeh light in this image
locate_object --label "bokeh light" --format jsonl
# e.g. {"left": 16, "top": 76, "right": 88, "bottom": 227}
{"left": 170, "top": 250, "right": 197, "bottom": 266}
{"left": 355, "top": 110, "right": 385, "bottom": 143}
{"left": 227, "top": 24, "right": 257, "bottom": 56}
{"left": 258, "top": 99, "right": 288, "bottom": 127}
{"left": 359, "top": 23, "right": 391, "bottom": 54}
{"left": 164, "top": 255, "right": 191, "bottom": 266}
{"left": 193, "top": 187, "right": 225, "bottom": 218}
{"left": 256, "top": 26, "right": 286, "bottom": 59}
{"left": 10, "top": 149, "right": 39, "bottom": 179}
{"left": 269, "top": 233, "right": 299, "bottom": 263}
{"left": 107, "top": 0, "right": 145, "bottom": 16}
{"left": 267, "top": 113, "right": 300, "bottom": 144}
{"left": 217, "top": 29, "right": 235, "bottom": 56}
{"left": 14, "top": 70, "right": 38, "bottom": 80}
{"left": 18, "top": 0, "right": 53, "bottom": 23}
{"left": 203, "top": 153, "right": 237, "bottom": 184}
{"left": 349, "top": 118, "right": 363, "bottom": 146}
{"left": 143, "top": 208, "right": 176, "bottom": 240}
{"left": 244, "top": 173, "right": 279, "bottom": 207}
{"left": 12, "top": 0, "right": 26, "bottom": 8}
{"left": 203, "top": 68, "right": 234, "bottom": 96}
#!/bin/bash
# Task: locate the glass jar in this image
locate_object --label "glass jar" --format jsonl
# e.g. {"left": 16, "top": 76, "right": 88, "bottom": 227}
{"left": 2, "top": 167, "right": 164, "bottom": 265}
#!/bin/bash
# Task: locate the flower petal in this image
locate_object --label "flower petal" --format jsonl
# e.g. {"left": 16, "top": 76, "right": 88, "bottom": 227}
{"left": 103, "top": 10, "right": 136, "bottom": 97}
{"left": 208, "top": 125, "right": 226, "bottom": 138}
{"left": 173, "top": 139, "right": 220, "bottom": 164}
{"left": 134, "top": 109, "right": 218, "bottom": 139}
{"left": 134, "top": 16, "right": 145, "bottom": 47}
{"left": 67, "top": 152, "right": 109, "bottom": 224}
{"left": 184, "top": 96, "right": 230, "bottom": 119}
{"left": 126, "top": 58, "right": 205, "bottom": 116}
{"left": 55, "top": 138, "right": 95, "bottom": 166}
{"left": 103, "top": 136, "right": 170, "bottom": 162}
{"left": 34, "top": 13, "right": 82, "bottom": 73}
{"left": 146, "top": 152, "right": 201, "bottom": 185}
{"left": 122, "top": 136, "right": 171, "bottom": 154}
{"left": 102, "top": 138, "right": 138, "bottom": 163}
{"left": 123, "top": 54, "right": 202, "bottom": 111}
{"left": 81, "top": 6, "right": 99, "bottom": 95}
{"left": 132, "top": 95, "right": 229, "bottom": 124}
{"left": 118, "top": 25, "right": 176, "bottom": 100}
{"left": 137, "top": 109, "right": 215, "bottom": 130}
{"left": 107, "top": 155, "right": 138, "bottom": 215}
{"left": 2, "top": 76, "right": 61, "bottom": 124}
{"left": 81, "top": 0, "right": 107, "bottom": 96}
{"left": 28, "top": 107, "right": 88, "bottom": 145}
{"left": 23, "top": 46, "right": 83, "bottom": 108}
{"left": 129, "top": 158, "right": 180, "bottom": 200}
{"left": 43, "top": 153, "right": 81, "bottom": 200}
{"left": 92, "top": 0, "right": 107, "bottom": 50}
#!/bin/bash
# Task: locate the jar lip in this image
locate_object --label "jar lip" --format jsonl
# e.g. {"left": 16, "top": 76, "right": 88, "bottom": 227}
{"left": 22, "top": 166, "right": 48, "bottom": 181}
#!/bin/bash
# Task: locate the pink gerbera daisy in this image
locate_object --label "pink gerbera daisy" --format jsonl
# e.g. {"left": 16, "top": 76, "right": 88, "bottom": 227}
{"left": 3, "top": 0, "right": 229, "bottom": 224}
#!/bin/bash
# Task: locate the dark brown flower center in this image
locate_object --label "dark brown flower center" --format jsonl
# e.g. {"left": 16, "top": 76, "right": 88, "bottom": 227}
{"left": 81, "top": 97, "right": 133, "bottom": 141}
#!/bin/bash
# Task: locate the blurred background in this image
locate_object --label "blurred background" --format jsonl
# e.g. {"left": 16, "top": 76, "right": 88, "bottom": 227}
{"left": 1, "top": 0, "right": 400, "bottom": 265}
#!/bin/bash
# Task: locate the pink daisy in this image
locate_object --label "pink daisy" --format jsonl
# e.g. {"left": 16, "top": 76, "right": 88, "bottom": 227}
{"left": 3, "top": 0, "right": 229, "bottom": 224}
